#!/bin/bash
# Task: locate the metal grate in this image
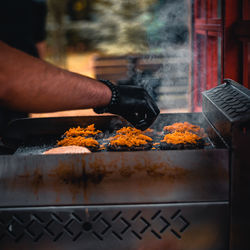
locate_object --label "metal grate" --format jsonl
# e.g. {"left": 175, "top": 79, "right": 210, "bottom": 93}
{"left": 0, "top": 203, "right": 229, "bottom": 249}
{"left": 0, "top": 209, "right": 190, "bottom": 243}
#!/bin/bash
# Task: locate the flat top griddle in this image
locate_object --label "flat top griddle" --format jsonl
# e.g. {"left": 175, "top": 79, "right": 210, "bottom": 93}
{"left": 2, "top": 113, "right": 222, "bottom": 155}
{"left": 0, "top": 113, "right": 229, "bottom": 207}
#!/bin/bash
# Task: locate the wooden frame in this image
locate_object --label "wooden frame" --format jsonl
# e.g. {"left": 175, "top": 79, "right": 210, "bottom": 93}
{"left": 192, "top": 0, "right": 250, "bottom": 111}
{"left": 192, "top": 0, "right": 223, "bottom": 111}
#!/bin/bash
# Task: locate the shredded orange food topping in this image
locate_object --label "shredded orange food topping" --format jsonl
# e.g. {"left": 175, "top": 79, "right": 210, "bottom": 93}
{"left": 64, "top": 124, "right": 101, "bottom": 137}
{"left": 110, "top": 127, "right": 153, "bottom": 147}
{"left": 116, "top": 127, "right": 153, "bottom": 135}
{"left": 57, "top": 136, "right": 99, "bottom": 147}
{"left": 163, "top": 122, "right": 205, "bottom": 137}
{"left": 116, "top": 127, "right": 141, "bottom": 135}
{"left": 161, "top": 131, "right": 201, "bottom": 145}
{"left": 57, "top": 124, "right": 101, "bottom": 147}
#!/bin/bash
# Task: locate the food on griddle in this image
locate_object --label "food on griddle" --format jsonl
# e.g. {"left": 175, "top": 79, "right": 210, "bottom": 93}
{"left": 57, "top": 124, "right": 102, "bottom": 151}
{"left": 163, "top": 122, "right": 206, "bottom": 137}
{"left": 160, "top": 131, "right": 204, "bottom": 150}
{"left": 63, "top": 124, "right": 103, "bottom": 139}
{"left": 57, "top": 136, "right": 100, "bottom": 151}
{"left": 108, "top": 134, "right": 153, "bottom": 151}
{"left": 115, "top": 126, "right": 147, "bottom": 135}
{"left": 43, "top": 146, "right": 91, "bottom": 154}
{"left": 107, "top": 126, "right": 153, "bottom": 151}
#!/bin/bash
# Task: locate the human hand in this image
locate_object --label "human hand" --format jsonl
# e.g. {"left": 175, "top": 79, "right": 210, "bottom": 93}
{"left": 94, "top": 82, "right": 160, "bottom": 130}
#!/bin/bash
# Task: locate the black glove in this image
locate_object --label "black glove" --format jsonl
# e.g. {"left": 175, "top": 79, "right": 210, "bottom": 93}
{"left": 94, "top": 80, "right": 160, "bottom": 130}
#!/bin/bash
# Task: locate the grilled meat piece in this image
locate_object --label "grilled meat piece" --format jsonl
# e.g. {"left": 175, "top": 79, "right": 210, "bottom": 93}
{"left": 107, "top": 126, "right": 153, "bottom": 151}
{"left": 107, "top": 141, "right": 153, "bottom": 151}
{"left": 160, "top": 140, "right": 204, "bottom": 150}
{"left": 62, "top": 124, "right": 103, "bottom": 139}
{"left": 57, "top": 136, "right": 100, "bottom": 152}
{"left": 163, "top": 122, "right": 206, "bottom": 137}
{"left": 160, "top": 131, "right": 204, "bottom": 150}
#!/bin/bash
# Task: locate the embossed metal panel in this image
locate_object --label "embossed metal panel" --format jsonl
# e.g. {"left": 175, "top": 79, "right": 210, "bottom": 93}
{"left": 0, "top": 203, "right": 229, "bottom": 250}
{"left": 204, "top": 80, "right": 250, "bottom": 121}
{"left": 202, "top": 79, "right": 250, "bottom": 147}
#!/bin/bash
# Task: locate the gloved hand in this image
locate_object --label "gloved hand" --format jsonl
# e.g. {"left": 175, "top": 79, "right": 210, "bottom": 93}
{"left": 94, "top": 80, "right": 160, "bottom": 130}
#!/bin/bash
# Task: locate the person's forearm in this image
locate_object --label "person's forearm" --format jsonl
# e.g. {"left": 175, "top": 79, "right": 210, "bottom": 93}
{"left": 0, "top": 41, "right": 111, "bottom": 112}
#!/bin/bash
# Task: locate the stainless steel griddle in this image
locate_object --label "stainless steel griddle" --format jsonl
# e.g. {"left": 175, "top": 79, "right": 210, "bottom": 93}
{"left": 0, "top": 79, "right": 249, "bottom": 250}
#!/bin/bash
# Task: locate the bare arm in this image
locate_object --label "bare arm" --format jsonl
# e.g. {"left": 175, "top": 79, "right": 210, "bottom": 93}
{"left": 0, "top": 41, "right": 111, "bottom": 113}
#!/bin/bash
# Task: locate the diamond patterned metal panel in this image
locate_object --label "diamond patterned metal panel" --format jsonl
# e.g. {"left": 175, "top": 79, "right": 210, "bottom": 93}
{"left": 0, "top": 203, "right": 229, "bottom": 250}
{"left": 0, "top": 209, "right": 189, "bottom": 243}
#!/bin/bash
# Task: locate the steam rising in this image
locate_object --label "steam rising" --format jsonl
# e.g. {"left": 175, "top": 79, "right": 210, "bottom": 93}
{"left": 47, "top": 0, "right": 191, "bottom": 111}
{"left": 145, "top": 0, "right": 190, "bottom": 111}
